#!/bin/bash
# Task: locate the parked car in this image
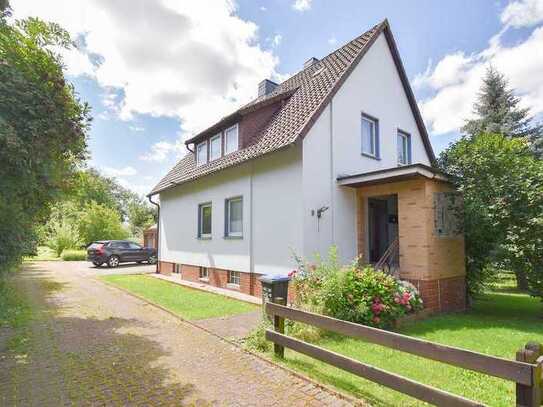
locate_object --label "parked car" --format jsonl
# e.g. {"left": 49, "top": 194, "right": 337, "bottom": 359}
{"left": 87, "top": 240, "right": 157, "bottom": 268}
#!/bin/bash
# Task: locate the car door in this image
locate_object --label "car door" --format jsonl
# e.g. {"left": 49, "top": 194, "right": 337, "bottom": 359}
{"left": 113, "top": 241, "right": 132, "bottom": 262}
{"left": 128, "top": 242, "right": 146, "bottom": 261}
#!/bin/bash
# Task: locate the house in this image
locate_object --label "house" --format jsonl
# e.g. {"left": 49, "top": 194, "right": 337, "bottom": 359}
{"left": 148, "top": 20, "right": 466, "bottom": 313}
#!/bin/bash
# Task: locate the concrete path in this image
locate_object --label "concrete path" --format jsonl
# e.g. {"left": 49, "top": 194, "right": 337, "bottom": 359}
{"left": 0, "top": 261, "right": 355, "bottom": 406}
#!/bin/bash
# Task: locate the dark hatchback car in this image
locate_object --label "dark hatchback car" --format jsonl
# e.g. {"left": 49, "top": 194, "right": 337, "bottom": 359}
{"left": 87, "top": 240, "right": 157, "bottom": 268}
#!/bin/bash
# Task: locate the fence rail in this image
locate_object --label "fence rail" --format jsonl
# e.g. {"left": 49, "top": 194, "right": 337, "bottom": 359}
{"left": 265, "top": 300, "right": 543, "bottom": 406}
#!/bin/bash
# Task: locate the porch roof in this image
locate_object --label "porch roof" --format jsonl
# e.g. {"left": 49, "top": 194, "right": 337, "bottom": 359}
{"left": 336, "top": 163, "right": 449, "bottom": 187}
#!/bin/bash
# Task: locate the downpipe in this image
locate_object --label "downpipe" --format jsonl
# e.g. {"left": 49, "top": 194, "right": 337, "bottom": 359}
{"left": 148, "top": 195, "right": 160, "bottom": 274}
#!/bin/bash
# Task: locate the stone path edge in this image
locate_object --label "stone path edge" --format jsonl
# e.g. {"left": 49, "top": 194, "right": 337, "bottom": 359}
{"left": 95, "top": 275, "right": 364, "bottom": 406}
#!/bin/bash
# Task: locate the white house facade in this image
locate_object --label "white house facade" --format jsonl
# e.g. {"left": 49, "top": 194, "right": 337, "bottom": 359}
{"left": 149, "top": 20, "right": 466, "bottom": 313}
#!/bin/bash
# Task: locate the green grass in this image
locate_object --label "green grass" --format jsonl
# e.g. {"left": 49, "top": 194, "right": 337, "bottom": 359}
{"left": 24, "top": 246, "right": 60, "bottom": 261}
{"left": 0, "top": 277, "right": 32, "bottom": 328}
{"left": 266, "top": 292, "right": 543, "bottom": 406}
{"left": 60, "top": 249, "right": 86, "bottom": 261}
{"left": 100, "top": 274, "right": 258, "bottom": 320}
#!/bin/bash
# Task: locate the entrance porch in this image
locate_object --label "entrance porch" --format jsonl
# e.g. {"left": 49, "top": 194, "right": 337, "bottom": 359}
{"left": 338, "top": 164, "right": 466, "bottom": 313}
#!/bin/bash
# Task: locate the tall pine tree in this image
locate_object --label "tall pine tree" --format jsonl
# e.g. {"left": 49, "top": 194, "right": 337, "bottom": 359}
{"left": 462, "top": 66, "right": 542, "bottom": 156}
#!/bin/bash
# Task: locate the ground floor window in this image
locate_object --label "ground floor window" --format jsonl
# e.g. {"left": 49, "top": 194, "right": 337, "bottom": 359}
{"left": 199, "top": 266, "right": 209, "bottom": 280}
{"left": 228, "top": 270, "right": 240, "bottom": 286}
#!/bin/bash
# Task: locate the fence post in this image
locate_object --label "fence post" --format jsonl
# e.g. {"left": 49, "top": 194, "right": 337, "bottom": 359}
{"left": 516, "top": 342, "right": 542, "bottom": 407}
{"left": 272, "top": 296, "right": 286, "bottom": 358}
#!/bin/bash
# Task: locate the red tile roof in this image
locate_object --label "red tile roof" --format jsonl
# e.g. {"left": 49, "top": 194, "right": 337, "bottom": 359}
{"left": 149, "top": 20, "right": 434, "bottom": 196}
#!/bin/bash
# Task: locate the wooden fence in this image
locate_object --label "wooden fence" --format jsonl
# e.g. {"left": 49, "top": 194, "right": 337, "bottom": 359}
{"left": 265, "top": 299, "right": 543, "bottom": 406}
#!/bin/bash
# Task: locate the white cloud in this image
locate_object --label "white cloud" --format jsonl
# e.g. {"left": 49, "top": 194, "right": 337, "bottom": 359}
{"left": 12, "top": 0, "right": 281, "bottom": 146}
{"left": 116, "top": 178, "right": 153, "bottom": 196}
{"left": 100, "top": 166, "right": 138, "bottom": 177}
{"left": 416, "top": 10, "right": 543, "bottom": 135}
{"left": 260, "top": 6, "right": 267, "bottom": 11}
{"left": 501, "top": 0, "right": 543, "bottom": 28}
{"left": 292, "top": 0, "right": 312, "bottom": 12}
{"left": 140, "top": 140, "right": 184, "bottom": 162}
{"left": 328, "top": 36, "right": 337, "bottom": 45}
{"left": 129, "top": 125, "right": 145, "bottom": 132}
{"left": 270, "top": 34, "right": 282, "bottom": 48}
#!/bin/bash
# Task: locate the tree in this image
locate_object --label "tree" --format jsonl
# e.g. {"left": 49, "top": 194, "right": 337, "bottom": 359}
{"left": 78, "top": 202, "right": 128, "bottom": 245}
{"left": 0, "top": 16, "right": 90, "bottom": 271}
{"left": 127, "top": 199, "right": 155, "bottom": 237}
{"left": 462, "top": 66, "right": 542, "bottom": 155}
{"left": 439, "top": 133, "right": 543, "bottom": 298}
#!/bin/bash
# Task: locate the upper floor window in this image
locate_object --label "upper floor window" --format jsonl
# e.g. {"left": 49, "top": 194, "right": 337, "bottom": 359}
{"left": 196, "top": 141, "right": 208, "bottom": 166}
{"left": 225, "top": 196, "right": 243, "bottom": 238}
{"left": 198, "top": 202, "right": 212, "bottom": 238}
{"left": 361, "top": 113, "right": 379, "bottom": 158}
{"left": 397, "top": 130, "right": 411, "bottom": 166}
{"left": 210, "top": 134, "right": 222, "bottom": 161}
{"left": 225, "top": 124, "right": 239, "bottom": 155}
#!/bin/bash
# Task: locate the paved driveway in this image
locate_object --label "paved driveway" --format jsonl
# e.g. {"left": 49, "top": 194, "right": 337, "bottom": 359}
{"left": 0, "top": 261, "right": 354, "bottom": 406}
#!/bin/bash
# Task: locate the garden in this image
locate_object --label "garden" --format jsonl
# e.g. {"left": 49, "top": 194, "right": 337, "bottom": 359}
{"left": 246, "top": 251, "right": 543, "bottom": 406}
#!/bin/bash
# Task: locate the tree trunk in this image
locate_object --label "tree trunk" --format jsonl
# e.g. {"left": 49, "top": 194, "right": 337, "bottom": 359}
{"left": 515, "top": 270, "right": 529, "bottom": 291}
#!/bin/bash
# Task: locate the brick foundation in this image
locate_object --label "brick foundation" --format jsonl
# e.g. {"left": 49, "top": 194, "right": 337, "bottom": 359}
{"left": 158, "top": 261, "right": 263, "bottom": 298}
{"left": 407, "top": 276, "right": 466, "bottom": 313}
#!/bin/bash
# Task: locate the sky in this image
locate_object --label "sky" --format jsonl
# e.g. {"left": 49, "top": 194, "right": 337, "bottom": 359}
{"left": 10, "top": 0, "right": 543, "bottom": 196}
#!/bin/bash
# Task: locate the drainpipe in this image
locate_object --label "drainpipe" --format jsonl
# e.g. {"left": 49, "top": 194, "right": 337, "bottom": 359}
{"left": 148, "top": 194, "right": 160, "bottom": 274}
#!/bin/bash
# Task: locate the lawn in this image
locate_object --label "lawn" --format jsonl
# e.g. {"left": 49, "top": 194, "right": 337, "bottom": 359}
{"left": 267, "top": 291, "right": 543, "bottom": 406}
{"left": 100, "top": 274, "right": 258, "bottom": 320}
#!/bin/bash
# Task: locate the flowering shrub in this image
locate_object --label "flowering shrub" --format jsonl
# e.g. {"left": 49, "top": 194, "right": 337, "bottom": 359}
{"left": 292, "top": 247, "right": 423, "bottom": 328}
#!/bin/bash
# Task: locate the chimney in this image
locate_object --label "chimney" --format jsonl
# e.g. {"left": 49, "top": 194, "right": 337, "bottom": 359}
{"left": 258, "top": 79, "right": 278, "bottom": 97}
{"left": 304, "top": 57, "right": 319, "bottom": 69}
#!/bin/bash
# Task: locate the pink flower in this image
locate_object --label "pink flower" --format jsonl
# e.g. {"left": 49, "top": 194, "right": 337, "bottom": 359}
{"left": 394, "top": 296, "right": 401, "bottom": 304}
{"left": 288, "top": 270, "right": 297, "bottom": 277}
{"left": 372, "top": 316, "right": 381, "bottom": 324}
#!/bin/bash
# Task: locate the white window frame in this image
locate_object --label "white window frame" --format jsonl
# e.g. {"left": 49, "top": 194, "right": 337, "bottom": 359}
{"left": 198, "top": 202, "right": 212, "bottom": 239}
{"left": 225, "top": 196, "right": 243, "bottom": 238}
{"left": 397, "top": 130, "right": 411, "bottom": 166}
{"left": 199, "top": 266, "right": 209, "bottom": 280}
{"left": 209, "top": 134, "right": 222, "bottom": 161}
{"left": 224, "top": 124, "right": 239, "bottom": 155}
{"left": 228, "top": 270, "right": 241, "bottom": 286}
{"left": 196, "top": 141, "right": 208, "bottom": 166}
{"left": 361, "top": 113, "right": 379, "bottom": 158}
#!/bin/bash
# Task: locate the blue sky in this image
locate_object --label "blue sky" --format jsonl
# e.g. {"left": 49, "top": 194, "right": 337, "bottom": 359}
{"left": 12, "top": 0, "right": 543, "bottom": 195}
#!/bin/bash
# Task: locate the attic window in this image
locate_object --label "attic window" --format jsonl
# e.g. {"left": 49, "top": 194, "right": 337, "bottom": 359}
{"left": 196, "top": 141, "right": 207, "bottom": 166}
{"left": 312, "top": 67, "right": 326, "bottom": 77}
{"left": 225, "top": 124, "right": 239, "bottom": 155}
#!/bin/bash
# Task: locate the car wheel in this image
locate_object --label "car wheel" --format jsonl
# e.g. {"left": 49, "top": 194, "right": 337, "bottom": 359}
{"left": 148, "top": 255, "right": 157, "bottom": 265}
{"left": 93, "top": 261, "right": 103, "bottom": 267}
{"left": 107, "top": 255, "right": 120, "bottom": 268}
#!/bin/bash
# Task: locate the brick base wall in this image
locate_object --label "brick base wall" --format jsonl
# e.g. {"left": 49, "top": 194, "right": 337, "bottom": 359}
{"left": 407, "top": 276, "right": 466, "bottom": 313}
{"left": 158, "top": 261, "right": 264, "bottom": 298}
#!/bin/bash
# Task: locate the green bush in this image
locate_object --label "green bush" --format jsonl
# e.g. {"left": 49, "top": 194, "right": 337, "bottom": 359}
{"left": 46, "top": 219, "right": 82, "bottom": 257}
{"left": 60, "top": 249, "right": 86, "bottom": 261}
{"left": 292, "top": 247, "right": 423, "bottom": 328}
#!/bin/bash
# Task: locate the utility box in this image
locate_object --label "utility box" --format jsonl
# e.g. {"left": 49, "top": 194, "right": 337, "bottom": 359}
{"left": 259, "top": 275, "right": 290, "bottom": 305}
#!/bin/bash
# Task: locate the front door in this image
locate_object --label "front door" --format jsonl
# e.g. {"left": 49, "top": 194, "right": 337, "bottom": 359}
{"left": 368, "top": 195, "right": 398, "bottom": 263}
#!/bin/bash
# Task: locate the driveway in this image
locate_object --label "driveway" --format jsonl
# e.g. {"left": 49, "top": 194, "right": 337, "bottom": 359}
{"left": 0, "top": 261, "right": 353, "bottom": 406}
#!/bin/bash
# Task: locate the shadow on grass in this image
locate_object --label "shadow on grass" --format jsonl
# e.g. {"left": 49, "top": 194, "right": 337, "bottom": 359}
{"left": 0, "top": 264, "right": 200, "bottom": 406}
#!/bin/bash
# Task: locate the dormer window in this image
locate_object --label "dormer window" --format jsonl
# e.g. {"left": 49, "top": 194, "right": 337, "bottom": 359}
{"left": 196, "top": 141, "right": 208, "bottom": 166}
{"left": 210, "top": 134, "right": 222, "bottom": 161}
{"left": 224, "top": 124, "right": 239, "bottom": 155}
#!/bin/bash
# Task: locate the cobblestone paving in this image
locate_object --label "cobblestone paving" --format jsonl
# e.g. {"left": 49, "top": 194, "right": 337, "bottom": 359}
{"left": 0, "top": 262, "right": 355, "bottom": 406}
